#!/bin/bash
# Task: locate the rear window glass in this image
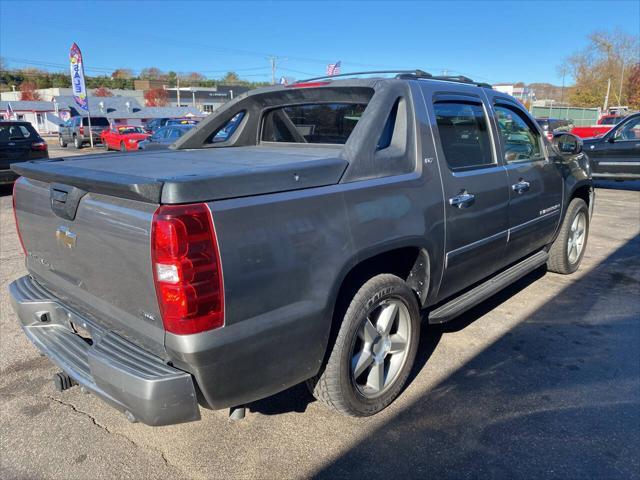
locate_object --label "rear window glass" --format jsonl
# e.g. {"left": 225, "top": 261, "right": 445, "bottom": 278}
{"left": 536, "top": 119, "right": 549, "bottom": 129}
{"left": 261, "top": 103, "right": 367, "bottom": 144}
{"left": 434, "top": 102, "right": 494, "bottom": 170}
{"left": 83, "top": 117, "right": 109, "bottom": 126}
{"left": 0, "top": 124, "right": 34, "bottom": 142}
{"left": 117, "top": 126, "right": 145, "bottom": 134}
{"left": 600, "top": 116, "right": 621, "bottom": 125}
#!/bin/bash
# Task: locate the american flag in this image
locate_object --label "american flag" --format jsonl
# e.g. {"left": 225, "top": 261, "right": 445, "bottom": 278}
{"left": 5, "top": 102, "right": 14, "bottom": 120}
{"left": 326, "top": 61, "right": 341, "bottom": 76}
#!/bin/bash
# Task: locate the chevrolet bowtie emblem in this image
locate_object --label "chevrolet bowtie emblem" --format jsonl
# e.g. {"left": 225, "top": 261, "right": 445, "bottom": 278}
{"left": 56, "top": 226, "right": 77, "bottom": 249}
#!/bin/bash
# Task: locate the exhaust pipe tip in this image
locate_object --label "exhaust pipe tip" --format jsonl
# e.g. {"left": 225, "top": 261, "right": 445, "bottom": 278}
{"left": 52, "top": 371, "right": 77, "bottom": 392}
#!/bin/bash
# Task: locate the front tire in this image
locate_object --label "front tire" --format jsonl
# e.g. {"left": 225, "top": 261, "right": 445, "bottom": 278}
{"left": 547, "top": 198, "right": 589, "bottom": 274}
{"left": 58, "top": 136, "right": 67, "bottom": 148}
{"left": 308, "top": 274, "right": 420, "bottom": 417}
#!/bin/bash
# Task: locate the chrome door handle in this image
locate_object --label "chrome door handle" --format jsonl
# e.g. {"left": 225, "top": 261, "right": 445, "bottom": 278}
{"left": 449, "top": 191, "right": 475, "bottom": 209}
{"left": 512, "top": 180, "right": 530, "bottom": 194}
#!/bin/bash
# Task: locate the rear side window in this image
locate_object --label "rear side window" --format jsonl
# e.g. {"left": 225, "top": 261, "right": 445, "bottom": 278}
{"left": 167, "top": 128, "right": 182, "bottom": 139}
{"left": 433, "top": 101, "right": 494, "bottom": 170}
{"left": 262, "top": 103, "right": 367, "bottom": 144}
{"left": 495, "top": 105, "right": 543, "bottom": 163}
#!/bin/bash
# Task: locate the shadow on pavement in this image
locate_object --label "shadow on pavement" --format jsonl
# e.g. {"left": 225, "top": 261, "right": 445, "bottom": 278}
{"left": 311, "top": 234, "right": 640, "bottom": 479}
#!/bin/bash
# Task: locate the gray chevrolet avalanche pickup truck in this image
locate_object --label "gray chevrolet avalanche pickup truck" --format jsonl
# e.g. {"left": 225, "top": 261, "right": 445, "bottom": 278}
{"left": 9, "top": 71, "right": 593, "bottom": 425}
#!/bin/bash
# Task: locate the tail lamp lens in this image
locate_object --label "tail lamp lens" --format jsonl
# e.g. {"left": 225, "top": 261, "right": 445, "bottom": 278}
{"left": 31, "top": 141, "right": 48, "bottom": 151}
{"left": 151, "top": 203, "right": 224, "bottom": 335}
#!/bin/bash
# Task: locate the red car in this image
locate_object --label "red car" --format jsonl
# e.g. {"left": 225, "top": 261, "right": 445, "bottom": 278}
{"left": 100, "top": 126, "right": 150, "bottom": 151}
{"left": 571, "top": 115, "right": 625, "bottom": 139}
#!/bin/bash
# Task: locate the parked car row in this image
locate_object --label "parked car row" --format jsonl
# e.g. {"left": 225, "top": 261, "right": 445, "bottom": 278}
{"left": 58, "top": 116, "right": 199, "bottom": 149}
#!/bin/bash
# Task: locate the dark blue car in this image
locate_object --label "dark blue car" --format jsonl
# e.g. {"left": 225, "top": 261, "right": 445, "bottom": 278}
{"left": 138, "top": 125, "right": 195, "bottom": 150}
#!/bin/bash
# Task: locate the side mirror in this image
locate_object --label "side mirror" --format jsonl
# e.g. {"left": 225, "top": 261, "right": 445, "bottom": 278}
{"left": 607, "top": 136, "right": 616, "bottom": 143}
{"left": 552, "top": 133, "right": 583, "bottom": 156}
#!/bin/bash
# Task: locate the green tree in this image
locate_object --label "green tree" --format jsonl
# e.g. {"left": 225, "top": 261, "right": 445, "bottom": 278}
{"left": 220, "top": 71, "right": 240, "bottom": 84}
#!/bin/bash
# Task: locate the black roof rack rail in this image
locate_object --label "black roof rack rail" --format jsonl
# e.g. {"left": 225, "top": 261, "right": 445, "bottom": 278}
{"left": 295, "top": 70, "right": 432, "bottom": 83}
{"left": 294, "top": 70, "right": 492, "bottom": 89}
{"left": 428, "top": 75, "right": 493, "bottom": 89}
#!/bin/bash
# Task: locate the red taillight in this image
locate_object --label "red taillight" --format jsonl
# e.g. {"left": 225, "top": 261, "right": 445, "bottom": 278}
{"left": 31, "top": 141, "right": 48, "bottom": 151}
{"left": 286, "top": 81, "right": 331, "bottom": 88}
{"left": 12, "top": 179, "right": 26, "bottom": 256}
{"left": 151, "top": 203, "right": 224, "bottom": 335}
{"left": 79, "top": 126, "right": 84, "bottom": 135}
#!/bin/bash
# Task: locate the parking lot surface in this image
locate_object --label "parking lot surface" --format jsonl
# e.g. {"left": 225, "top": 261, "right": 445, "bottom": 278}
{"left": 0, "top": 151, "right": 638, "bottom": 478}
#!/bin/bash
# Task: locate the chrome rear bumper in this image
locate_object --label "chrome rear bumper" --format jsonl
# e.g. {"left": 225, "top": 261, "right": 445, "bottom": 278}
{"left": 9, "top": 275, "right": 200, "bottom": 426}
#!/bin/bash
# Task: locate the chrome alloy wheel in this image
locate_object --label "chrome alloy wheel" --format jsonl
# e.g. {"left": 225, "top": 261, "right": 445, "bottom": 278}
{"left": 350, "top": 298, "right": 412, "bottom": 399}
{"left": 567, "top": 211, "right": 586, "bottom": 264}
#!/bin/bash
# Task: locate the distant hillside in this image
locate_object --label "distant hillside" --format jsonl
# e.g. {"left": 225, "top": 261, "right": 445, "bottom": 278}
{"left": 528, "top": 83, "right": 576, "bottom": 104}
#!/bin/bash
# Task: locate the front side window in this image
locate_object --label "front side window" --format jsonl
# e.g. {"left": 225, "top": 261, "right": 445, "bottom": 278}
{"left": 433, "top": 101, "right": 494, "bottom": 170}
{"left": 495, "top": 105, "right": 543, "bottom": 163}
{"left": 261, "top": 103, "right": 367, "bottom": 144}
{"left": 613, "top": 117, "right": 640, "bottom": 141}
{"left": 152, "top": 127, "right": 169, "bottom": 140}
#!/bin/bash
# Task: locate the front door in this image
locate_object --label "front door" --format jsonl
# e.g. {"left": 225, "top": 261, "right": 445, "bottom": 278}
{"left": 421, "top": 87, "right": 510, "bottom": 299}
{"left": 490, "top": 99, "right": 564, "bottom": 265}
{"left": 590, "top": 115, "right": 640, "bottom": 179}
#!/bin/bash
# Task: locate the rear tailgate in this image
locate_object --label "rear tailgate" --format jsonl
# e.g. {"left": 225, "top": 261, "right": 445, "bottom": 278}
{"left": 13, "top": 177, "right": 166, "bottom": 357}
{"left": 11, "top": 146, "right": 347, "bottom": 357}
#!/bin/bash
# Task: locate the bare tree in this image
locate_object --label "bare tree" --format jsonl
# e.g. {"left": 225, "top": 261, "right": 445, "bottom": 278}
{"left": 559, "top": 28, "right": 639, "bottom": 107}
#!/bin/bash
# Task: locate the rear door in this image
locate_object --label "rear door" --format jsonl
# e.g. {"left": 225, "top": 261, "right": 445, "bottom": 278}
{"left": 420, "top": 86, "right": 510, "bottom": 299}
{"left": 488, "top": 96, "right": 563, "bottom": 265}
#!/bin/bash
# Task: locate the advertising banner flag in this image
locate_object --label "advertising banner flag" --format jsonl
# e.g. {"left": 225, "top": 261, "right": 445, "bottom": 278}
{"left": 69, "top": 43, "right": 89, "bottom": 111}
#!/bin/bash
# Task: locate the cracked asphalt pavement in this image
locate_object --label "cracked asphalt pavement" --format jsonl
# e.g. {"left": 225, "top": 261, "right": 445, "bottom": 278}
{"left": 0, "top": 145, "right": 638, "bottom": 479}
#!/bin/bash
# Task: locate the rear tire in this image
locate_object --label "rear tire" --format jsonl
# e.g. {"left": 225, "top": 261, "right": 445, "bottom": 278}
{"left": 547, "top": 198, "right": 589, "bottom": 274}
{"left": 73, "top": 135, "right": 81, "bottom": 149}
{"left": 308, "top": 274, "right": 420, "bottom": 417}
{"left": 58, "top": 136, "right": 67, "bottom": 148}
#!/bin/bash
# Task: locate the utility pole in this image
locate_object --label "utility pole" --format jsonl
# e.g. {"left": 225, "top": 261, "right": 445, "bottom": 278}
{"left": 603, "top": 77, "right": 611, "bottom": 113}
{"left": 177, "top": 76, "right": 180, "bottom": 106}
{"left": 267, "top": 56, "right": 286, "bottom": 85}
{"left": 618, "top": 61, "right": 625, "bottom": 106}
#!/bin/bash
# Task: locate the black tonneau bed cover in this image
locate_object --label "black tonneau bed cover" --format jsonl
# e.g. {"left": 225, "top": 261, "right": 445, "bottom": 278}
{"left": 12, "top": 145, "right": 347, "bottom": 204}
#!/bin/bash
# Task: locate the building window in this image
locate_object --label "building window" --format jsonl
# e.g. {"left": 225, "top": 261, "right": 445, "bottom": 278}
{"left": 202, "top": 104, "right": 218, "bottom": 113}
